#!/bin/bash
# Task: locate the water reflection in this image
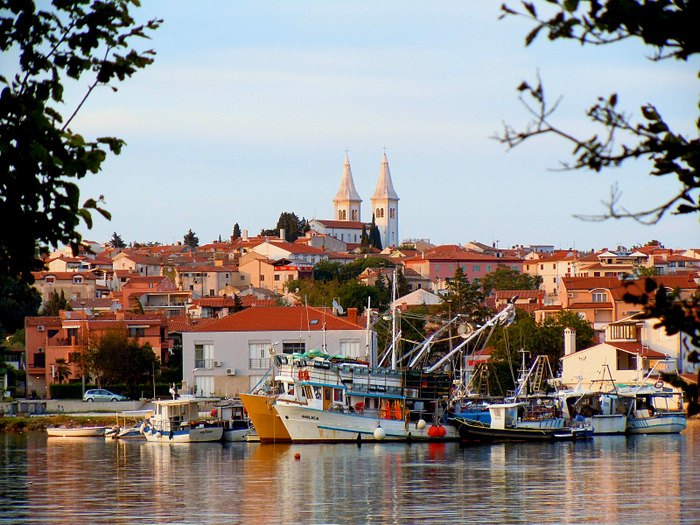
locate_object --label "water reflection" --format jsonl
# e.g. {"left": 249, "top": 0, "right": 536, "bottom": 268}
{"left": 1, "top": 421, "right": 699, "bottom": 524}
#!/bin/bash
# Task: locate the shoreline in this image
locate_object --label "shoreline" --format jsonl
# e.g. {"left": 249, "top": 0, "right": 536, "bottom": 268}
{"left": 0, "top": 414, "right": 135, "bottom": 433}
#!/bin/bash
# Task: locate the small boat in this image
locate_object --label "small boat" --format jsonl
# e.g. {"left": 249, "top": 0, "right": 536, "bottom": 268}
{"left": 622, "top": 387, "right": 686, "bottom": 434}
{"left": 140, "top": 397, "right": 223, "bottom": 443}
{"left": 216, "top": 401, "right": 255, "bottom": 442}
{"left": 453, "top": 402, "right": 591, "bottom": 442}
{"left": 46, "top": 426, "right": 107, "bottom": 437}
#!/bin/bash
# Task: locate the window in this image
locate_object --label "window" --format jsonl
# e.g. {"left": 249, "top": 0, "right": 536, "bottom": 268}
{"left": 274, "top": 275, "right": 280, "bottom": 281}
{"left": 68, "top": 352, "right": 81, "bottom": 363}
{"left": 389, "top": 208, "right": 396, "bottom": 219}
{"left": 435, "top": 264, "right": 440, "bottom": 271}
{"left": 540, "top": 264, "right": 544, "bottom": 270}
{"left": 449, "top": 265, "right": 454, "bottom": 272}
{"left": 610, "top": 324, "right": 637, "bottom": 340}
{"left": 129, "top": 327, "right": 146, "bottom": 338}
{"left": 512, "top": 266, "right": 518, "bottom": 271}
{"left": 473, "top": 265, "right": 480, "bottom": 272}
{"left": 283, "top": 342, "right": 305, "bottom": 354}
{"left": 592, "top": 292, "right": 607, "bottom": 303}
{"left": 593, "top": 272, "right": 601, "bottom": 277}
{"left": 351, "top": 210, "right": 358, "bottom": 221}
{"left": 487, "top": 266, "right": 492, "bottom": 272}
{"left": 45, "top": 276, "right": 55, "bottom": 284}
{"left": 73, "top": 275, "right": 83, "bottom": 284}
{"left": 339, "top": 340, "right": 360, "bottom": 356}
{"left": 248, "top": 342, "right": 272, "bottom": 369}
{"left": 195, "top": 343, "right": 214, "bottom": 369}
{"left": 553, "top": 264, "right": 556, "bottom": 270}
{"left": 259, "top": 275, "right": 265, "bottom": 281}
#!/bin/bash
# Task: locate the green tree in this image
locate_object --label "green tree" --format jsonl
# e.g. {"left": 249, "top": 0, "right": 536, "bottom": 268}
{"left": 53, "top": 357, "right": 71, "bottom": 384}
{"left": 396, "top": 268, "right": 410, "bottom": 297}
{"left": 490, "top": 309, "right": 596, "bottom": 379}
{"left": 0, "top": 1, "right": 161, "bottom": 286}
{"left": 232, "top": 223, "right": 241, "bottom": 241}
{"left": 481, "top": 265, "right": 542, "bottom": 296}
{"left": 360, "top": 225, "right": 369, "bottom": 248}
{"left": 38, "top": 290, "right": 72, "bottom": 316}
{"left": 368, "top": 215, "right": 382, "bottom": 250}
{"left": 498, "top": 0, "right": 699, "bottom": 349}
{"left": 440, "top": 266, "right": 489, "bottom": 325}
{"left": 231, "top": 294, "right": 244, "bottom": 313}
{"left": 338, "top": 257, "right": 395, "bottom": 283}
{"left": 183, "top": 229, "right": 199, "bottom": 249}
{"left": 84, "top": 326, "right": 159, "bottom": 395}
{"left": 0, "top": 277, "right": 41, "bottom": 334}
{"left": 313, "top": 260, "right": 343, "bottom": 282}
{"left": 110, "top": 232, "right": 126, "bottom": 249}
{"left": 261, "top": 212, "right": 310, "bottom": 242}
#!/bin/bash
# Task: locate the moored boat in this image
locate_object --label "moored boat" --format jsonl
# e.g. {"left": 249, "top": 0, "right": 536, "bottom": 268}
{"left": 239, "top": 392, "right": 292, "bottom": 443}
{"left": 140, "top": 398, "right": 224, "bottom": 443}
{"left": 453, "top": 402, "right": 591, "bottom": 442}
{"left": 46, "top": 426, "right": 106, "bottom": 437}
{"left": 622, "top": 387, "right": 686, "bottom": 434}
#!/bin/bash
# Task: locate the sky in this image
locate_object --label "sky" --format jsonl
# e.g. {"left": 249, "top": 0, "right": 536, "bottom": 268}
{"left": 33, "top": 1, "right": 700, "bottom": 251}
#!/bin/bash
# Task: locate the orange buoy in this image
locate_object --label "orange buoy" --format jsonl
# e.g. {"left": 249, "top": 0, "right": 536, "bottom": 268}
{"left": 294, "top": 453, "right": 301, "bottom": 460}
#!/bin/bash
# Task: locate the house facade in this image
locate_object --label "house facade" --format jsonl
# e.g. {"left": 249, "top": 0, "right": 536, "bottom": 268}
{"left": 25, "top": 310, "right": 169, "bottom": 398}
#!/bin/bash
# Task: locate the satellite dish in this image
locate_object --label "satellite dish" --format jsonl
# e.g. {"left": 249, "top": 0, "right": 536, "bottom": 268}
{"left": 65, "top": 311, "right": 71, "bottom": 319}
{"left": 458, "top": 323, "right": 473, "bottom": 339}
{"left": 332, "top": 299, "right": 344, "bottom": 315}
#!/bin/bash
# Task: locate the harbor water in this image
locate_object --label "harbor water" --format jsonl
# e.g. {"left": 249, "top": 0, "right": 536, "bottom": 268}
{"left": 1, "top": 420, "right": 700, "bottom": 524}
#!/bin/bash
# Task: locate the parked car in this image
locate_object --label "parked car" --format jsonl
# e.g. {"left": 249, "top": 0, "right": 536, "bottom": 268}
{"left": 83, "top": 389, "right": 129, "bottom": 402}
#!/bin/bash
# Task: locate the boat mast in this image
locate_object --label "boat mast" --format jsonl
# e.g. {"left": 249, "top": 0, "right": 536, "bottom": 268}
{"left": 391, "top": 266, "right": 398, "bottom": 370}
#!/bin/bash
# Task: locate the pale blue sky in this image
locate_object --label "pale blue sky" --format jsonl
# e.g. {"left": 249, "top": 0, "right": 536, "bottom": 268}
{"left": 56, "top": 1, "right": 697, "bottom": 250}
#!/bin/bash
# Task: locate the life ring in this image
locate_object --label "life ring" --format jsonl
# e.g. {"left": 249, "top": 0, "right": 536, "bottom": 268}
{"left": 654, "top": 381, "right": 663, "bottom": 389}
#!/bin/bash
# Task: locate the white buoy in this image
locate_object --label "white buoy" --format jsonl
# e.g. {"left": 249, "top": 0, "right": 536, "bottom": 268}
{"left": 155, "top": 431, "right": 162, "bottom": 439}
{"left": 417, "top": 419, "right": 427, "bottom": 430}
{"left": 374, "top": 426, "right": 386, "bottom": 440}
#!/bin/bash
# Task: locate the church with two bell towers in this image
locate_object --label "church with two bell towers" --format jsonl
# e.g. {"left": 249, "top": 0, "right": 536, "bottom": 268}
{"left": 309, "top": 152, "right": 400, "bottom": 249}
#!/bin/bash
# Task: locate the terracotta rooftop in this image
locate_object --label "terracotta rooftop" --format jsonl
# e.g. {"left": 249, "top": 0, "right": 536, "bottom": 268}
{"left": 192, "top": 306, "right": 364, "bottom": 332}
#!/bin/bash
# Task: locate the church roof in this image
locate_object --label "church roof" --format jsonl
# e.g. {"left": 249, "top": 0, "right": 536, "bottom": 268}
{"left": 333, "top": 155, "right": 362, "bottom": 203}
{"left": 371, "top": 153, "right": 399, "bottom": 201}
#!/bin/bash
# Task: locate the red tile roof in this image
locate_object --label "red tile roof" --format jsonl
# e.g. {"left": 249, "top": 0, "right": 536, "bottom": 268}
{"left": 604, "top": 342, "right": 668, "bottom": 358}
{"left": 192, "top": 306, "right": 364, "bottom": 332}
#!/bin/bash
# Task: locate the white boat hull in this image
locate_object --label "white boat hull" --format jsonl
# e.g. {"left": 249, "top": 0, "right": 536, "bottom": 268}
{"left": 587, "top": 414, "right": 628, "bottom": 435}
{"left": 275, "top": 404, "right": 458, "bottom": 443}
{"left": 627, "top": 413, "right": 687, "bottom": 434}
{"left": 222, "top": 428, "right": 253, "bottom": 442}
{"left": 143, "top": 426, "right": 223, "bottom": 443}
{"left": 47, "top": 426, "right": 106, "bottom": 437}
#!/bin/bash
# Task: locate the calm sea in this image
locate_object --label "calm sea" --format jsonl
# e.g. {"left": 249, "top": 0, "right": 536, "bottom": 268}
{"left": 1, "top": 420, "right": 700, "bottom": 524}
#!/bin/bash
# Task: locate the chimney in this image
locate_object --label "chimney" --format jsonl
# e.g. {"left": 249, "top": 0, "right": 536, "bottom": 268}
{"left": 347, "top": 307, "right": 358, "bottom": 325}
{"left": 280, "top": 228, "right": 286, "bottom": 241}
{"left": 242, "top": 230, "right": 248, "bottom": 242}
{"left": 564, "top": 327, "right": 576, "bottom": 356}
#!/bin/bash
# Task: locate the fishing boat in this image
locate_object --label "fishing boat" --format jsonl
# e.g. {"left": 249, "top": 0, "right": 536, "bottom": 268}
{"left": 557, "top": 366, "right": 628, "bottom": 435}
{"left": 46, "top": 426, "right": 106, "bottom": 437}
{"left": 140, "top": 398, "right": 224, "bottom": 443}
{"left": 622, "top": 387, "right": 686, "bottom": 434}
{"left": 216, "top": 401, "right": 255, "bottom": 442}
{"left": 270, "top": 352, "right": 457, "bottom": 443}
{"left": 239, "top": 392, "right": 291, "bottom": 443}
{"left": 452, "top": 402, "right": 591, "bottom": 442}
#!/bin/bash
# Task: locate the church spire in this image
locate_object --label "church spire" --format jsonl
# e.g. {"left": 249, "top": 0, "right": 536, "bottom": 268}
{"left": 333, "top": 154, "right": 362, "bottom": 222}
{"left": 371, "top": 152, "right": 399, "bottom": 200}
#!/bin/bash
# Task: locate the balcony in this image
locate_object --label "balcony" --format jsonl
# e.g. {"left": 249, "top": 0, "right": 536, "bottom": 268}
{"left": 194, "top": 359, "right": 216, "bottom": 370}
{"left": 249, "top": 358, "right": 272, "bottom": 370}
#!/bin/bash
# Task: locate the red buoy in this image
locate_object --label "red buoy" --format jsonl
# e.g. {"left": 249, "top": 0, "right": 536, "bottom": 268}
{"left": 428, "top": 425, "right": 439, "bottom": 437}
{"left": 436, "top": 425, "right": 446, "bottom": 438}
{"left": 294, "top": 453, "right": 301, "bottom": 460}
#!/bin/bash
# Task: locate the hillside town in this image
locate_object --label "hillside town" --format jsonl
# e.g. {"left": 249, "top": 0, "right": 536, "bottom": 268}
{"left": 3, "top": 154, "right": 698, "bottom": 406}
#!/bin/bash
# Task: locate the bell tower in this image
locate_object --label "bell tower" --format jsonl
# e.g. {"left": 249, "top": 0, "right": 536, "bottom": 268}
{"left": 370, "top": 152, "right": 399, "bottom": 248}
{"left": 333, "top": 154, "right": 362, "bottom": 222}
